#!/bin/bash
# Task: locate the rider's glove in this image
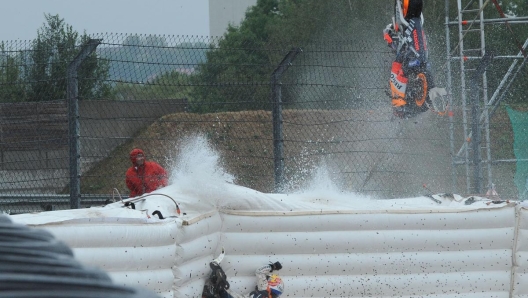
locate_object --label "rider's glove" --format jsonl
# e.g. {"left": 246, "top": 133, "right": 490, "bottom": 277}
{"left": 383, "top": 24, "right": 398, "bottom": 51}
{"left": 383, "top": 24, "right": 394, "bottom": 36}
{"left": 383, "top": 24, "right": 394, "bottom": 44}
{"left": 270, "top": 261, "right": 282, "bottom": 272}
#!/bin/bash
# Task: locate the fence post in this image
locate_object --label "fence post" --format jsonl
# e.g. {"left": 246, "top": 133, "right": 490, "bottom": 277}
{"left": 271, "top": 47, "right": 301, "bottom": 192}
{"left": 470, "top": 51, "right": 494, "bottom": 194}
{"left": 67, "top": 39, "right": 101, "bottom": 209}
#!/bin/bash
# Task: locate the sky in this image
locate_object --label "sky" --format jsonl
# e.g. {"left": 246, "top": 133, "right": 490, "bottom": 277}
{"left": 0, "top": 0, "right": 210, "bottom": 41}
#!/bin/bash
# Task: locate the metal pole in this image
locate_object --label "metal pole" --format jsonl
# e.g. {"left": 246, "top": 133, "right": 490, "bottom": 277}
{"left": 445, "top": 0, "right": 458, "bottom": 194}
{"left": 479, "top": 0, "right": 494, "bottom": 194}
{"left": 470, "top": 83, "right": 482, "bottom": 194}
{"left": 271, "top": 47, "right": 301, "bottom": 193}
{"left": 456, "top": 0, "right": 471, "bottom": 193}
{"left": 454, "top": 38, "right": 528, "bottom": 158}
{"left": 488, "top": 39, "right": 528, "bottom": 119}
{"left": 469, "top": 51, "right": 494, "bottom": 194}
{"left": 67, "top": 39, "right": 101, "bottom": 209}
{"left": 446, "top": 16, "right": 528, "bottom": 25}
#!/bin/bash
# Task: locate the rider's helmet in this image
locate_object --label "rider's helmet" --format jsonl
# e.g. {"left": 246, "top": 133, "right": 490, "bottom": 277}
{"left": 268, "top": 274, "right": 284, "bottom": 297}
{"left": 401, "top": 0, "right": 423, "bottom": 19}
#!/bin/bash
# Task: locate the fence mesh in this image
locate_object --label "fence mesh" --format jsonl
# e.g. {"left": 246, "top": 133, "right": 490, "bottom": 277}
{"left": 0, "top": 30, "right": 526, "bottom": 214}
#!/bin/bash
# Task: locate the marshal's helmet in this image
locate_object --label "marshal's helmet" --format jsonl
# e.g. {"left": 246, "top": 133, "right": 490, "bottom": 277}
{"left": 268, "top": 274, "right": 284, "bottom": 297}
{"left": 401, "top": 0, "right": 423, "bottom": 19}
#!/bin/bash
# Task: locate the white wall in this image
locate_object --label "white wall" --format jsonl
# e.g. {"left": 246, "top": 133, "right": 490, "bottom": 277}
{"left": 513, "top": 207, "right": 528, "bottom": 297}
{"left": 43, "top": 219, "right": 179, "bottom": 298}
{"left": 13, "top": 199, "right": 528, "bottom": 297}
{"left": 217, "top": 209, "right": 516, "bottom": 297}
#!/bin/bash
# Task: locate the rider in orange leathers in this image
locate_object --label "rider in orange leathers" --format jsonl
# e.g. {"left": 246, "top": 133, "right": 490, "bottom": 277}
{"left": 384, "top": 0, "right": 446, "bottom": 118}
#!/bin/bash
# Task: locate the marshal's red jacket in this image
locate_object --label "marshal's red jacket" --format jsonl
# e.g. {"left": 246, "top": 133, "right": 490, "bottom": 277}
{"left": 125, "top": 149, "right": 168, "bottom": 197}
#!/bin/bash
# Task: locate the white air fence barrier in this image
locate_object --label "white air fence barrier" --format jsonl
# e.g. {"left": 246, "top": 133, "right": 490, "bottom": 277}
{"left": 11, "top": 183, "right": 528, "bottom": 297}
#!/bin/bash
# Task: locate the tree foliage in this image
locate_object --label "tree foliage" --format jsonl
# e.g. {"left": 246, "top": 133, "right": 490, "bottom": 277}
{"left": 113, "top": 70, "right": 193, "bottom": 101}
{"left": 190, "top": 0, "right": 279, "bottom": 113}
{"left": 0, "top": 14, "right": 111, "bottom": 102}
{"left": 190, "top": 0, "right": 345, "bottom": 113}
{"left": 29, "top": 14, "right": 111, "bottom": 101}
{"left": 188, "top": 0, "right": 528, "bottom": 112}
{"left": 0, "top": 48, "right": 26, "bottom": 102}
{"left": 1, "top": 2, "right": 525, "bottom": 106}
{"left": 446, "top": 0, "right": 528, "bottom": 104}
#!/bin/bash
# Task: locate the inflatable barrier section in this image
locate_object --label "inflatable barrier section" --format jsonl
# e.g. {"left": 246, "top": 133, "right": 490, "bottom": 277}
{"left": 10, "top": 183, "right": 528, "bottom": 297}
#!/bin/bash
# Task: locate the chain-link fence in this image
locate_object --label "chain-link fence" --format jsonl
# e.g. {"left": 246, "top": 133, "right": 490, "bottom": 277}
{"left": 0, "top": 29, "right": 526, "bottom": 214}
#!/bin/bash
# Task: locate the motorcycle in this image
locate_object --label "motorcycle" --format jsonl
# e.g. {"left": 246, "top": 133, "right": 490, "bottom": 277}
{"left": 387, "top": 0, "right": 447, "bottom": 118}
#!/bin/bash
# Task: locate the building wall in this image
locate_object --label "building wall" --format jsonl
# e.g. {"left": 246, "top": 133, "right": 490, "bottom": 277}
{"left": 209, "top": 0, "right": 257, "bottom": 37}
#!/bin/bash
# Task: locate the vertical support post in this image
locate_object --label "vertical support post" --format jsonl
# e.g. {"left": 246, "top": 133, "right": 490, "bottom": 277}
{"left": 67, "top": 39, "right": 101, "bottom": 209}
{"left": 271, "top": 48, "right": 301, "bottom": 193}
{"left": 470, "top": 84, "right": 482, "bottom": 194}
{"left": 445, "top": 0, "right": 458, "bottom": 194}
{"left": 456, "top": 0, "right": 471, "bottom": 194}
{"left": 469, "top": 51, "right": 494, "bottom": 194}
{"left": 479, "top": 0, "right": 493, "bottom": 195}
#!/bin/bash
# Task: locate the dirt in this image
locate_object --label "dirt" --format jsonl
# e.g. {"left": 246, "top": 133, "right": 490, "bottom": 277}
{"left": 80, "top": 107, "right": 518, "bottom": 199}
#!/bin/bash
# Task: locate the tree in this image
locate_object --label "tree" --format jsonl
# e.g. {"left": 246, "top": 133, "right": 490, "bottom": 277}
{"left": 488, "top": 0, "right": 528, "bottom": 104}
{"left": 113, "top": 70, "right": 193, "bottom": 101}
{"left": 26, "top": 14, "right": 111, "bottom": 102}
{"left": 190, "top": 0, "right": 295, "bottom": 113}
{"left": 189, "top": 0, "right": 374, "bottom": 113}
{"left": 0, "top": 45, "right": 26, "bottom": 102}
